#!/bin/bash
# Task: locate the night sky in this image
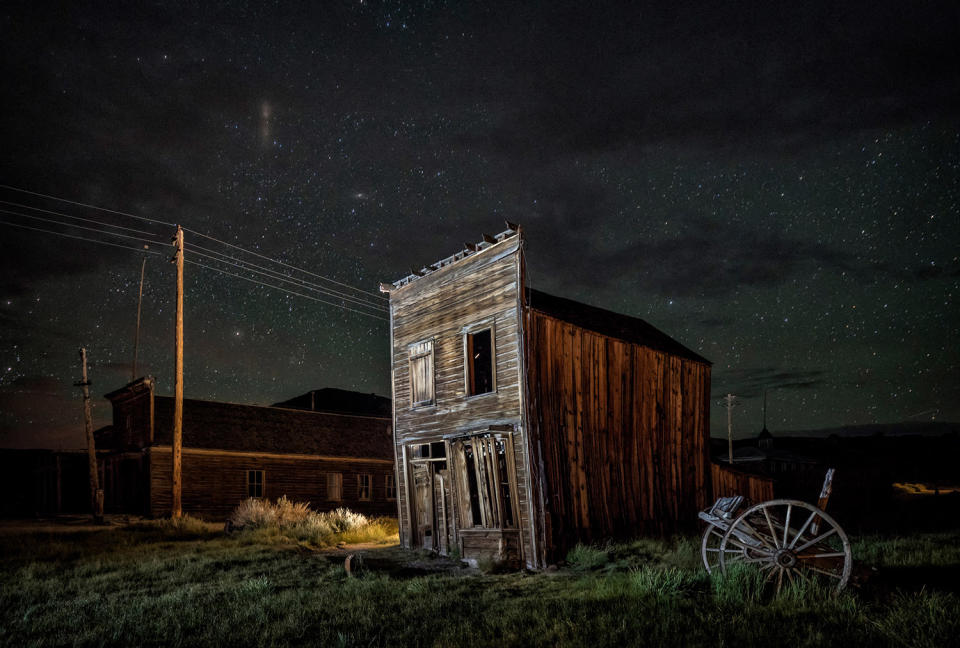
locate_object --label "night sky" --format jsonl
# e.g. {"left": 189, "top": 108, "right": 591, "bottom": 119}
{"left": 1, "top": 1, "right": 958, "bottom": 448}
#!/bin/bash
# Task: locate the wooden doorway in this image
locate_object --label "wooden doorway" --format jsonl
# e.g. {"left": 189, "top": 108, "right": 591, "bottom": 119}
{"left": 408, "top": 444, "right": 454, "bottom": 555}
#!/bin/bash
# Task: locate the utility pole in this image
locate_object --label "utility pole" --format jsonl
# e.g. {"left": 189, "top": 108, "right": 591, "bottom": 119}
{"left": 171, "top": 226, "right": 184, "bottom": 518}
{"left": 131, "top": 258, "right": 146, "bottom": 382}
{"left": 77, "top": 348, "right": 103, "bottom": 523}
{"left": 723, "top": 393, "right": 737, "bottom": 465}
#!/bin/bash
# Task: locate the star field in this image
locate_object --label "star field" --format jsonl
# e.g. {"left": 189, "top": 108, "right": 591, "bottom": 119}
{"left": 0, "top": 1, "right": 958, "bottom": 447}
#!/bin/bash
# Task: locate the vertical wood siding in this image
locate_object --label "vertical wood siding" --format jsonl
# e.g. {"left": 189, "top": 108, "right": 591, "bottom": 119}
{"left": 710, "top": 462, "right": 775, "bottom": 503}
{"left": 525, "top": 311, "right": 712, "bottom": 562}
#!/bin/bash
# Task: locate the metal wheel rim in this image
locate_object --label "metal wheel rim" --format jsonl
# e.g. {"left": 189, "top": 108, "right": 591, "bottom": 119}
{"left": 717, "top": 498, "right": 852, "bottom": 594}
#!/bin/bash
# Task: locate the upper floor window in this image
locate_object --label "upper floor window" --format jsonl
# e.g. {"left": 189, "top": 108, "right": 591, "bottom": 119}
{"left": 247, "top": 470, "right": 264, "bottom": 498}
{"left": 409, "top": 339, "right": 435, "bottom": 407}
{"left": 465, "top": 327, "right": 495, "bottom": 395}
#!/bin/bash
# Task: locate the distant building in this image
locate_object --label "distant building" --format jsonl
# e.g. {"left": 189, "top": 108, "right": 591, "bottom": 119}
{"left": 715, "top": 428, "right": 819, "bottom": 475}
{"left": 272, "top": 388, "right": 391, "bottom": 418}
{"left": 383, "top": 226, "right": 712, "bottom": 569}
{"left": 96, "top": 378, "right": 395, "bottom": 520}
{"left": 0, "top": 448, "right": 91, "bottom": 517}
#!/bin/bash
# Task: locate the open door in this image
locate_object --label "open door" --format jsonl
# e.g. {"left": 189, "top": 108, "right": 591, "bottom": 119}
{"left": 411, "top": 462, "right": 434, "bottom": 550}
{"left": 408, "top": 447, "right": 456, "bottom": 554}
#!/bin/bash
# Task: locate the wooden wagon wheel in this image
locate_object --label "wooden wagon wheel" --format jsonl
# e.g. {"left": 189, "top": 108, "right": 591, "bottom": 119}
{"left": 718, "top": 499, "right": 852, "bottom": 594}
{"left": 701, "top": 525, "right": 754, "bottom": 574}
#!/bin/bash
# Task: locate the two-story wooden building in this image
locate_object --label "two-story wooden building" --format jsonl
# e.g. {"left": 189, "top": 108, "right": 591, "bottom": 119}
{"left": 383, "top": 226, "right": 712, "bottom": 569}
{"left": 97, "top": 378, "right": 395, "bottom": 520}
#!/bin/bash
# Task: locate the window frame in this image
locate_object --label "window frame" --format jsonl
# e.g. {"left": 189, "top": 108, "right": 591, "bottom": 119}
{"left": 463, "top": 320, "right": 497, "bottom": 397}
{"left": 449, "top": 433, "right": 517, "bottom": 530}
{"left": 357, "top": 473, "right": 372, "bottom": 501}
{"left": 408, "top": 338, "right": 436, "bottom": 408}
{"left": 326, "top": 472, "right": 343, "bottom": 501}
{"left": 385, "top": 472, "right": 397, "bottom": 501}
{"left": 247, "top": 469, "right": 264, "bottom": 498}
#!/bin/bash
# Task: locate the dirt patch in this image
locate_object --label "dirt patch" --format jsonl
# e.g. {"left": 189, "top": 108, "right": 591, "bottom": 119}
{"left": 0, "top": 515, "right": 220, "bottom": 535}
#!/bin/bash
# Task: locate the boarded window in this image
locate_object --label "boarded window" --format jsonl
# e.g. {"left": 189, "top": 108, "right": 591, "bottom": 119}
{"left": 327, "top": 473, "right": 342, "bottom": 501}
{"left": 385, "top": 473, "right": 396, "bottom": 500}
{"left": 247, "top": 470, "right": 264, "bottom": 498}
{"left": 409, "top": 340, "right": 434, "bottom": 406}
{"left": 358, "top": 474, "right": 372, "bottom": 501}
{"left": 466, "top": 328, "right": 494, "bottom": 395}
{"left": 450, "top": 435, "right": 517, "bottom": 529}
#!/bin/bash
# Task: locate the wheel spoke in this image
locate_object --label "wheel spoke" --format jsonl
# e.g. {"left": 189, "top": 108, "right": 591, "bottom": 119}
{"left": 762, "top": 507, "right": 781, "bottom": 549}
{"left": 776, "top": 568, "right": 784, "bottom": 595}
{"left": 797, "top": 551, "right": 847, "bottom": 559}
{"left": 727, "top": 537, "right": 773, "bottom": 556}
{"left": 763, "top": 566, "right": 779, "bottom": 586}
{"left": 706, "top": 548, "right": 744, "bottom": 555}
{"left": 793, "top": 527, "right": 837, "bottom": 553}
{"left": 782, "top": 504, "right": 792, "bottom": 547}
{"left": 737, "top": 519, "right": 776, "bottom": 550}
{"left": 803, "top": 565, "right": 843, "bottom": 580}
{"left": 787, "top": 509, "right": 819, "bottom": 549}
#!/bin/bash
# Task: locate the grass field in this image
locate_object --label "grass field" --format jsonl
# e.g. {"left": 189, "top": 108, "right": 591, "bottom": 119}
{"left": 1, "top": 518, "right": 958, "bottom": 648}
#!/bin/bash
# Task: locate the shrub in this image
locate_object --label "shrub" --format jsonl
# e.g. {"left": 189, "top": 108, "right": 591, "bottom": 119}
{"left": 226, "top": 498, "right": 397, "bottom": 548}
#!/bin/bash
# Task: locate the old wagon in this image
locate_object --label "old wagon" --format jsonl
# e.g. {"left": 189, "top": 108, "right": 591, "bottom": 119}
{"left": 698, "top": 469, "right": 853, "bottom": 593}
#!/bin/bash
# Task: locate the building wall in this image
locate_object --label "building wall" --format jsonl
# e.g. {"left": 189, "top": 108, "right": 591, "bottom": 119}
{"left": 525, "top": 310, "right": 712, "bottom": 562}
{"left": 710, "top": 462, "right": 775, "bottom": 503}
{"left": 390, "top": 236, "right": 537, "bottom": 564}
{"left": 149, "top": 447, "right": 397, "bottom": 520}
{"left": 104, "top": 383, "right": 153, "bottom": 450}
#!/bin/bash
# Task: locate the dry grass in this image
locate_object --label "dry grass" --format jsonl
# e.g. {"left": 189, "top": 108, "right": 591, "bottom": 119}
{"left": 228, "top": 497, "right": 398, "bottom": 548}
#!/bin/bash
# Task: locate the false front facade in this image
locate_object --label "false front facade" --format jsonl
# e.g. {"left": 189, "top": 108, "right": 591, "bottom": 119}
{"left": 385, "top": 227, "right": 712, "bottom": 569}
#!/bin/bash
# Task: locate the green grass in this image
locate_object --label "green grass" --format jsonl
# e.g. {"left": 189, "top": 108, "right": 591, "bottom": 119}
{"left": 1, "top": 523, "right": 958, "bottom": 648}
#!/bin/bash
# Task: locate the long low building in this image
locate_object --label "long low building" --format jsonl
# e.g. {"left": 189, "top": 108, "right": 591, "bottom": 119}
{"left": 98, "top": 378, "right": 396, "bottom": 520}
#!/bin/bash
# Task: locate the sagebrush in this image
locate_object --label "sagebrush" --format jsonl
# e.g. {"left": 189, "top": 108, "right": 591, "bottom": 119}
{"left": 227, "top": 497, "right": 397, "bottom": 547}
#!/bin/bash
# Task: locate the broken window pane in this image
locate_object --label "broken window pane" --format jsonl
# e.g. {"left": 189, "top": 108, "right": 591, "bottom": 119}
{"left": 466, "top": 329, "right": 494, "bottom": 395}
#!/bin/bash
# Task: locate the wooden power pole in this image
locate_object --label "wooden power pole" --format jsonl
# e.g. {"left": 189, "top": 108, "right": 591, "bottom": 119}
{"left": 131, "top": 258, "right": 146, "bottom": 382}
{"left": 171, "top": 226, "right": 184, "bottom": 518}
{"left": 77, "top": 347, "right": 103, "bottom": 523}
{"left": 723, "top": 393, "right": 736, "bottom": 465}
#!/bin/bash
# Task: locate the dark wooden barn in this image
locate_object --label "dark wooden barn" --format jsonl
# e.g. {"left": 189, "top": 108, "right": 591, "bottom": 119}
{"left": 97, "top": 378, "right": 395, "bottom": 520}
{"left": 383, "top": 226, "right": 712, "bottom": 569}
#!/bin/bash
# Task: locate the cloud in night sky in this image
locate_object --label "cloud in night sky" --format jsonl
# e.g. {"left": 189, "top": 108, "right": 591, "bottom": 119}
{"left": 0, "top": 0, "right": 958, "bottom": 445}
{"left": 715, "top": 367, "right": 828, "bottom": 400}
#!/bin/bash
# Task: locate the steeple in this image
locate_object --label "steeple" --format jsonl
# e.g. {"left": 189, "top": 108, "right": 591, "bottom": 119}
{"left": 758, "top": 389, "right": 773, "bottom": 449}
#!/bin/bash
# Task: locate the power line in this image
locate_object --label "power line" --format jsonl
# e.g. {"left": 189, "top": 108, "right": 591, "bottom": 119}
{"left": 184, "top": 227, "right": 387, "bottom": 301}
{"left": 0, "top": 208, "right": 169, "bottom": 248}
{"left": 1, "top": 216, "right": 386, "bottom": 320}
{"left": 0, "top": 184, "right": 177, "bottom": 228}
{"left": 0, "top": 199, "right": 167, "bottom": 238}
{"left": 0, "top": 184, "right": 386, "bottom": 306}
{"left": 186, "top": 244, "right": 387, "bottom": 312}
{"left": 190, "top": 240, "right": 386, "bottom": 308}
{"left": 0, "top": 219, "right": 165, "bottom": 256}
{"left": 185, "top": 258, "right": 389, "bottom": 321}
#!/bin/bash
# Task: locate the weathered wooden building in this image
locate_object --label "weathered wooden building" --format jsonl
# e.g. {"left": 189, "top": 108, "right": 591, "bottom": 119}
{"left": 384, "top": 226, "right": 712, "bottom": 569}
{"left": 97, "top": 378, "right": 395, "bottom": 519}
